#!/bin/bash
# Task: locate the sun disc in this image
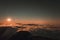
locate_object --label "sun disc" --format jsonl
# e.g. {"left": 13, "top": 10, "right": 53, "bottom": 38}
{"left": 7, "top": 18, "right": 11, "bottom": 22}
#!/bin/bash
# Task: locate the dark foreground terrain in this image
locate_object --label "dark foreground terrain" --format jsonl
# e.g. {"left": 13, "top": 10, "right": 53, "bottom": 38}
{"left": 0, "top": 27, "right": 59, "bottom": 40}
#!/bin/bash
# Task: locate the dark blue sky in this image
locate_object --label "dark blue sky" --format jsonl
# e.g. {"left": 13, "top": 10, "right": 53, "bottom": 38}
{"left": 0, "top": 0, "right": 60, "bottom": 23}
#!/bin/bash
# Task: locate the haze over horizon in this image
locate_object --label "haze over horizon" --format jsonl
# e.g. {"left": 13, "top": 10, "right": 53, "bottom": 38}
{"left": 0, "top": 0, "right": 60, "bottom": 24}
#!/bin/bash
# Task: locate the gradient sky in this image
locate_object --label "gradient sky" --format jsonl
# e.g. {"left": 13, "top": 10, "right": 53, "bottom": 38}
{"left": 0, "top": 0, "right": 60, "bottom": 24}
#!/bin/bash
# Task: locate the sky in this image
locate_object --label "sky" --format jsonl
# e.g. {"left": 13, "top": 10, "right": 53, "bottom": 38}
{"left": 0, "top": 0, "right": 60, "bottom": 24}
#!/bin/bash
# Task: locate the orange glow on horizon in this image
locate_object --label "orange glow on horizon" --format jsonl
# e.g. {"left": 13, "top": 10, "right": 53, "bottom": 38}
{"left": 2, "top": 18, "right": 16, "bottom": 26}
{"left": 7, "top": 18, "right": 11, "bottom": 22}
{"left": 0, "top": 18, "right": 60, "bottom": 26}
{"left": 15, "top": 19, "right": 60, "bottom": 25}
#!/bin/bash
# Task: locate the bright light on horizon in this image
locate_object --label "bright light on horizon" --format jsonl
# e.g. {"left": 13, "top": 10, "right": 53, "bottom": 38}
{"left": 7, "top": 18, "right": 11, "bottom": 22}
